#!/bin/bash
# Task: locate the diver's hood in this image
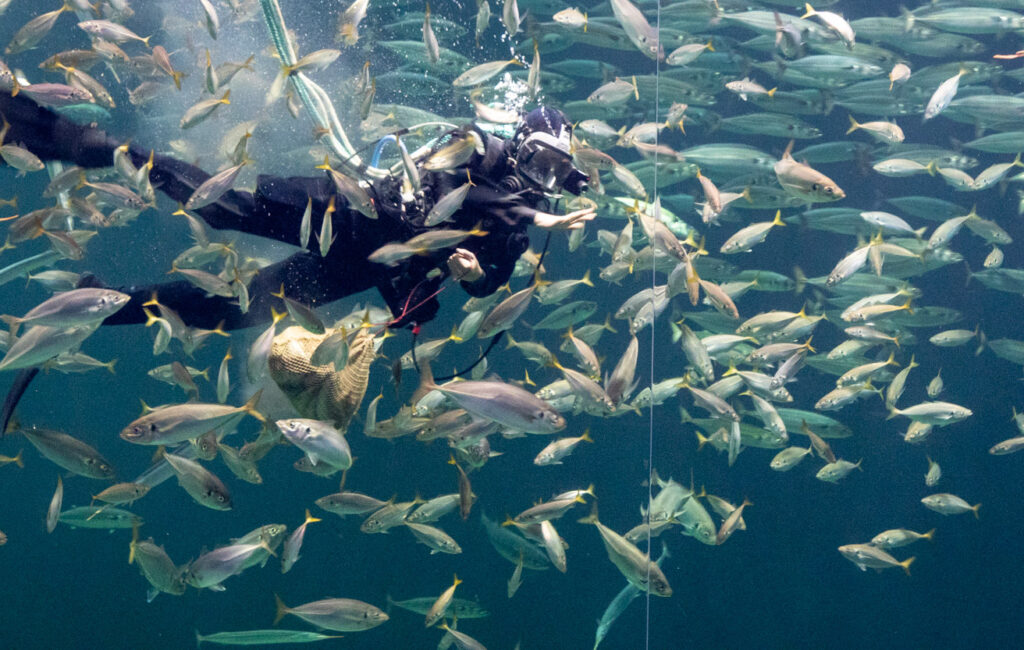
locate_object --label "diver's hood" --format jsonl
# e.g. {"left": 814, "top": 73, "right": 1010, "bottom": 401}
{"left": 511, "top": 108, "right": 588, "bottom": 195}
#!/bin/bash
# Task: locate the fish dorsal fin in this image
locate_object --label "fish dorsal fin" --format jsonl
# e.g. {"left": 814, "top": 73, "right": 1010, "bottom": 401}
{"left": 782, "top": 139, "right": 795, "bottom": 161}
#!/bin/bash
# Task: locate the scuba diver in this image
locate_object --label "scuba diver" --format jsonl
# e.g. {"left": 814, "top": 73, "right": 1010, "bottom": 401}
{"left": 0, "top": 92, "right": 596, "bottom": 431}
{"left": 0, "top": 93, "right": 595, "bottom": 331}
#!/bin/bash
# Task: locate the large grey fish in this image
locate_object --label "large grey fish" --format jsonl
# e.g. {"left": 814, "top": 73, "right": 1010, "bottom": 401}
{"left": 610, "top": 0, "right": 664, "bottom": 61}
{"left": 185, "top": 161, "right": 248, "bottom": 211}
{"left": 163, "top": 453, "right": 233, "bottom": 511}
{"left": 0, "top": 323, "right": 98, "bottom": 371}
{"left": 5, "top": 6, "right": 67, "bottom": 55}
{"left": 130, "top": 527, "right": 186, "bottom": 602}
{"left": 421, "top": 365, "right": 564, "bottom": 434}
{"left": 838, "top": 544, "right": 914, "bottom": 575}
{"left": 180, "top": 90, "right": 231, "bottom": 130}
{"left": 194, "top": 630, "right": 342, "bottom": 647}
{"left": 8, "top": 288, "right": 129, "bottom": 327}
{"left": 185, "top": 541, "right": 271, "bottom": 590}
{"left": 594, "top": 543, "right": 670, "bottom": 649}
{"left": 774, "top": 144, "right": 845, "bottom": 203}
{"left": 579, "top": 510, "right": 672, "bottom": 597}
{"left": 274, "top": 595, "right": 389, "bottom": 632}
{"left": 477, "top": 285, "right": 536, "bottom": 338}
{"left": 275, "top": 418, "right": 353, "bottom": 470}
{"left": 120, "top": 390, "right": 263, "bottom": 445}
{"left": 16, "top": 82, "right": 93, "bottom": 107}
{"left": 604, "top": 335, "right": 639, "bottom": 405}
{"left": 20, "top": 426, "right": 114, "bottom": 479}
{"left": 59, "top": 505, "right": 140, "bottom": 529}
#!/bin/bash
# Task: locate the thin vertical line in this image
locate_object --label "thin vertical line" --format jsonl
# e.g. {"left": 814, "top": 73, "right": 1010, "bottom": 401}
{"left": 645, "top": 2, "right": 662, "bottom": 649}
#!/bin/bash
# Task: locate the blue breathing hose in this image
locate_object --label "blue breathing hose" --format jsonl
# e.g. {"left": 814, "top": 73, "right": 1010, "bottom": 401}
{"left": 371, "top": 135, "right": 398, "bottom": 168}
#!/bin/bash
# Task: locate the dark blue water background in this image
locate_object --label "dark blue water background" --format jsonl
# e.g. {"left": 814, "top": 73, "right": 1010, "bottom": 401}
{"left": 1, "top": 0, "right": 1023, "bottom": 648}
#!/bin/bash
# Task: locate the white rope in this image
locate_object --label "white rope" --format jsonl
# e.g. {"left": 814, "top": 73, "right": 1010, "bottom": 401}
{"left": 644, "top": 2, "right": 663, "bottom": 649}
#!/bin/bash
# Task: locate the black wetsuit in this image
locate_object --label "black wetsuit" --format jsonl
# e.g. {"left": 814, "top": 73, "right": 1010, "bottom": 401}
{"left": 0, "top": 93, "right": 541, "bottom": 329}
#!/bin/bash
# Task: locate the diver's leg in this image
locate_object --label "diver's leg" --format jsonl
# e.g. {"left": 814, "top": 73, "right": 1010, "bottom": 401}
{"left": 124, "top": 147, "right": 261, "bottom": 234}
{"left": 0, "top": 92, "right": 298, "bottom": 241}
{"left": 102, "top": 251, "right": 366, "bottom": 330}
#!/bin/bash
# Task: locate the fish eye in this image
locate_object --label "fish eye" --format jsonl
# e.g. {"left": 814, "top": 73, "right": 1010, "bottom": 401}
{"left": 811, "top": 183, "right": 820, "bottom": 191}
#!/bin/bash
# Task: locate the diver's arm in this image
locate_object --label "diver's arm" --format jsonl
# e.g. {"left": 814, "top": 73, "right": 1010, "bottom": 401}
{"left": 532, "top": 206, "right": 596, "bottom": 230}
{"left": 103, "top": 252, "right": 359, "bottom": 330}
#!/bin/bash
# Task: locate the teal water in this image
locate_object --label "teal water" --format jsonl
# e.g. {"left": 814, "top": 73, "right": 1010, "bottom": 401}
{"left": 1, "top": 1, "right": 1024, "bottom": 648}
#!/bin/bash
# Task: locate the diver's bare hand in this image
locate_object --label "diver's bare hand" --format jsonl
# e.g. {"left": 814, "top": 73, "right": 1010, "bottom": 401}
{"left": 448, "top": 248, "right": 484, "bottom": 282}
{"left": 533, "top": 207, "right": 597, "bottom": 230}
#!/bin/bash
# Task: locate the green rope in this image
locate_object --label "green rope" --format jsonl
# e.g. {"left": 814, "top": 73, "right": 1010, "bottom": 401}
{"left": 258, "top": 0, "right": 388, "bottom": 180}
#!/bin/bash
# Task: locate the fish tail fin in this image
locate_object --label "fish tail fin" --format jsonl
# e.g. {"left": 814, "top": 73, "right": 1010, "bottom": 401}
{"left": 602, "top": 313, "right": 617, "bottom": 333}
{"left": 782, "top": 139, "right": 795, "bottom": 160}
{"left": 129, "top": 521, "right": 140, "bottom": 564}
{"left": 972, "top": 503, "right": 981, "bottom": 519}
{"left": 242, "top": 389, "right": 265, "bottom": 422}
{"left": 211, "top": 321, "right": 230, "bottom": 337}
{"left": 900, "top": 7, "right": 915, "bottom": 31}
{"left": 273, "top": 593, "right": 289, "bottom": 625}
{"left": 846, "top": 114, "right": 860, "bottom": 135}
{"left": 580, "top": 429, "right": 593, "bottom": 443}
{"left": 694, "top": 430, "right": 709, "bottom": 451}
{"left": 448, "top": 324, "right": 463, "bottom": 343}
{"left": 581, "top": 269, "right": 594, "bottom": 287}
{"left": 577, "top": 502, "right": 599, "bottom": 525}
{"left": 793, "top": 266, "right": 806, "bottom": 294}
{"left": 12, "top": 448, "right": 23, "bottom": 468}
{"left": 923, "top": 528, "right": 936, "bottom": 541}
{"left": 411, "top": 358, "right": 436, "bottom": 405}
{"left": 900, "top": 556, "right": 915, "bottom": 576}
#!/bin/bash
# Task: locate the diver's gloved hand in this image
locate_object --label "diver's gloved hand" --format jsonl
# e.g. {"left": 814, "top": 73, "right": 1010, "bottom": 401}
{"left": 533, "top": 206, "right": 597, "bottom": 230}
{"left": 447, "top": 248, "right": 483, "bottom": 282}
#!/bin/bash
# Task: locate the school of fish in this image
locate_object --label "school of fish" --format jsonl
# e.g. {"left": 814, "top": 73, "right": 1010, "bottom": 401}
{"left": 2, "top": 0, "right": 1024, "bottom": 647}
